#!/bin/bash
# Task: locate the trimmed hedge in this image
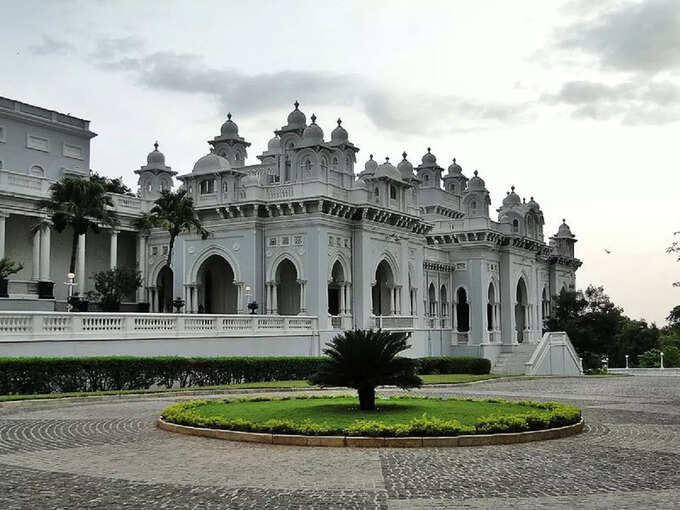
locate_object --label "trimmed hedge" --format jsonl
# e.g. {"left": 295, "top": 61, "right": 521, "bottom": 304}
{"left": 160, "top": 395, "right": 581, "bottom": 437}
{"left": 0, "top": 355, "right": 491, "bottom": 396}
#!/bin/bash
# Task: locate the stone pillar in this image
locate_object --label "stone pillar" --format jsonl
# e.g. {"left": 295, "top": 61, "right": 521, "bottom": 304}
{"left": 38, "top": 222, "right": 54, "bottom": 299}
{"left": 0, "top": 212, "right": 7, "bottom": 260}
{"left": 346, "top": 282, "right": 352, "bottom": 314}
{"left": 298, "top": 279, "right": 307, "bottom": 314}
{"left": 76, "top": 233, "right": 86, "bottom": 294}
{"left": 110, "top": 230, "right": 118, "bottom": 269}
{"left": 272, "top": 282, "right": 278, "bottom": 314}
{"left": 339, "top": 282, "right": 346, "bottom": 315}
{"left": 32, "top": 228, "right": 40, "bottom": 280}
{"left": 136, "top": 235, "right": 147, "bottom": 302}
{"left": 235, "top": 282, "right": 244, "bottom": 314}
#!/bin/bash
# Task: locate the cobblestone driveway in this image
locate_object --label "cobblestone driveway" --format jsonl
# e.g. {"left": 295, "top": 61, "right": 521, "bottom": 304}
{"left": 1, "top": 376, "right": 678, "bottom": 509}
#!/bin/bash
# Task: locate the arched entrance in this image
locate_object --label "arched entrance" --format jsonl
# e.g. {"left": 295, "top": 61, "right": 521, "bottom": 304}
{"left": 276, "top": 259, "right": 300, "bottom": 315}
{"left": 328, "top": 260, "right": 345, "bottom": 316}
{"left": 197, "top": 255, "right": 237, "bottom": 313}
{"left": 372, "top": 260, "right": 394, "bottom": 315}
{"left": 157, "top": 266, "right": 173, "bottom": 313}
{"left": 516, "top": 278, "right": 528, "bottom": 342}
{"left": 456, "top": 287, "right": 469, "bottom": 332}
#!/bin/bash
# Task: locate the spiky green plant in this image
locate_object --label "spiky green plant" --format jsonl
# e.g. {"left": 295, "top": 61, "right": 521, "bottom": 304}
{"left": 309, "top": 329, "right": 422, "bottom": 411}
{"left": 38, "top": 176, "right": 118, "bottom": 274}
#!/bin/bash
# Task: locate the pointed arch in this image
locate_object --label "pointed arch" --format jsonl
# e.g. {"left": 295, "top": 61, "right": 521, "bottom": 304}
{"left": 189, "top": 244, "right": 241, "bottom": 284}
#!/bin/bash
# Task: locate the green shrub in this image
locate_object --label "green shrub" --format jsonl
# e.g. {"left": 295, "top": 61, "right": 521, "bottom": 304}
{"left": 0, "top": 355, "right": 491, "bottom": 396}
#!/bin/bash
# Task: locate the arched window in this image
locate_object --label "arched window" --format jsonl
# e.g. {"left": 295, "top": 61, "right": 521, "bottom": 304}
{"left": 512, "top": 219, "right": 519, "bottom": 233}
{"left": 424, "top": 174, "right": 430, "bottom": 182}
{"left": 456, "top": 288, "right": 469, "bottom": 332}
{"left": 390, "top": 185, "right": 397, "bottom": 200}
{"left": 29, "top": 165, "right": 44, "bottom": 177}
{"left": 374, "top": 187, "right": 380, "bottom": 199}
{"left": 200, "top": 179, "right": 215, "bottom": 194}
{"left": 320, "top": 157, "right": 328, "bottom": 171}
{"left": 223, "top": 181, "right": 228, "bottom": 193}
{"left": 332, "top": 156, "right": 338, "bottom": 170}
{"left": 302, "top": 158, "right": 312, "bottom": 173}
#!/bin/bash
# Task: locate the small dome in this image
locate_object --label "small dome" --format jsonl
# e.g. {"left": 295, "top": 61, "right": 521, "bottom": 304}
{"left": 220, "top": 112, "right": 239, "bottom": 137}
{"left": 192, "top": 150, "right": 231, "bottom": 174}
{"left": 286, "top": 100, "right": 307, "bottom": 129}
{"left": 556, "top": 219, "right": 575, "bottom": 238}
{"left": 421, "top": 147, "right": 437, "bottom": 166}
{"left": 502, "top": 186, "right": 522, "bottom": 207}
{"left": 527, "top": 196, "right": 541, "bottom": 211}
{"left": 330, "top": 118, "right": 348, "bottom": 145}
{"left": 397, "top": 151, "right": 414, "bottom": 179}
{"left": 267, "top": 135, "right": 281, "bottom": 152}
{"left": 467, "top": 170, "right": 486, "bottom": 191}
{"left": 364, "top": 154, "right": 378, "bottom": 174}
{"left": 301, "top": 113, "right": 324, "bottom": 145}
{"left": 375, "top": 157, "right": 402, "bottom": 182}
{"left": 147, "top": 141, "right": 165, "bottom": 166}
{"left": 447, "top": 158, "right": 463, "bottom": 175}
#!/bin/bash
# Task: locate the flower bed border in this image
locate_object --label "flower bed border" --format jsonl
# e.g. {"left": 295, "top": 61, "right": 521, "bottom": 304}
{"left": 157, "top": 417, "right": 584, "bottom": 448}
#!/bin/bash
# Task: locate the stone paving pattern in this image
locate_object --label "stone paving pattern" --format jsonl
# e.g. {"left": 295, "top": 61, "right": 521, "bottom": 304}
{"left": 1, "top": 376, "right": 679, "bottom": 509}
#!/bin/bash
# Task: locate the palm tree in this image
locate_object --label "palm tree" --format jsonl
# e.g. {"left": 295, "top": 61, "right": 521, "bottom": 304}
{"left": 38, "top": 176, "right": 118, "bottom": 274}
{"left": 146, "top": 188, "right": 208, "bottom": 269}
{"left": 309, "top": 329, "right": 422, "bottom": 411}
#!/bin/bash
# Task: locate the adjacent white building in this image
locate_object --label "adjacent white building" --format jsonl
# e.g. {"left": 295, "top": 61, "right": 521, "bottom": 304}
{"left": 0, "top": 97, "right": 582, "bottom": 367}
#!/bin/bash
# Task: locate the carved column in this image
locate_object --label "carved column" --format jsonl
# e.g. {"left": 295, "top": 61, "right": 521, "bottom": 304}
{"left": 109, "top": 230, "right": 118, "bottom": 269}
{"left": 298, "top": 279, "right": 307, "bottom": 314}
{"left": 38, "top": 222, "right": 53, "bottom": 298}
{"left": 32, "top": 228, "right": 40, "bottom": 280}
{"left": 272, "top": 281, "right": 278, "bottom": 314}
{"left": 136, "top": 235, "right": 147, "bottom": 303}
{"left": 338, "top": 282, "right": 346, "bottom": 315}
{"left": 0, "top": 212, "right": 7, "bottom": 260}
{"left": 76, "top": 233, "right": 86, "bottom": 293}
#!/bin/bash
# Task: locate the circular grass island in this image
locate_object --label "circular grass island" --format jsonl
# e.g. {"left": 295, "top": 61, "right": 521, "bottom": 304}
{"left": 158, "top": 395, "right": 584, "bottom": 447}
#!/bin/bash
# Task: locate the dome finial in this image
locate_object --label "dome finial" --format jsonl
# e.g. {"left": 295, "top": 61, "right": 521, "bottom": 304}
{"left": 311, "top": 113, "right": 317, "bottom": 124}
{"left": 562, "top": 218, "right": 566, "bottom": 223}
{"left": 511, "top": 185, "right": 515, "bottom": 192}
{"left": 294, "top": 100, "right": 300, "bottom": 109}
{"left": 427, "top": 147, "right": 431, "bottom": 153}
{"left": 369, "top": 154, "right": 373, "bottom": 159}
{"left": 531, "top": 196, "right": 534, "bottom": 200}
{"left": 453, "top": 157, "right": 456, "bottom": 163}
{"left": 385, "top": 156, "right": 390, "bottom": 162}
{"left": 227, "top": 112, "right": 232, "bottom": 120}
{"left": 154, "top": 140, "right": 159, "bottom": 151}
{"left": 402, "top": 151, "right": 407, "bottom": 159}
{"left": 337, "top": 118, "right": 342, "bottom": 126}
{"left": 474, "top": 170, "right": 478, "bottom": 176}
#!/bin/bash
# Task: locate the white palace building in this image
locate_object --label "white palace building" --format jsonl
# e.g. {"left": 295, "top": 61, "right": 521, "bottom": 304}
{"left": 0, "top": 96, "right": 583, "bottom": 375}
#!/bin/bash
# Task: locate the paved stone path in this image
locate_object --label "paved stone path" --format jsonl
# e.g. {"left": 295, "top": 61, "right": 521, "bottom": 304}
{"left": 1, "top": 376, "right": 678, "bottom": 509}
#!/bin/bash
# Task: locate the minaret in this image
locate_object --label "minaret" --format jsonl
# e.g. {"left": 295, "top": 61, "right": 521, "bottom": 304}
{"left": 551, "top": 219, "right": 577, "bottom": 258}
{"left": 442, "top": 158, "right": 468, "bottom": 195}
{"left": 134, "top": 141, "right": 177, "bottom": 200}
{"left": 209, "top": 112, "right": 251, "bottom": 168}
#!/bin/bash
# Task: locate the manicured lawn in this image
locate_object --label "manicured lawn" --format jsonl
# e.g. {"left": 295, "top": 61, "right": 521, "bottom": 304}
{"left": 0, "top": 374, "right": 504, "bottom": 402}
{"left": 192, "top": 396, "right": 541, "bottom": 428}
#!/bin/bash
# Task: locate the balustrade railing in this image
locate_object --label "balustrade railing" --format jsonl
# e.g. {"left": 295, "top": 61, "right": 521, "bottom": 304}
{"left": 0, "top": 312, "right": 319, "bottom": 340}
{"left": 372, "top": 315, "right": 415, "bottom": 330}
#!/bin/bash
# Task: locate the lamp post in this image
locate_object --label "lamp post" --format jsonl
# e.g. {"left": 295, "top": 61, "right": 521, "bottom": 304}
{"left": 244, "top": 285, "right": 252, "bottom": 315}
{"left": 660, "top": 351, "right": 664, "bottom": 370}
{"left": 625, "top": 354, "right": 629, "bottom": 369}
{"left": 64, "top": 272, "right": 76, "bottom": 312}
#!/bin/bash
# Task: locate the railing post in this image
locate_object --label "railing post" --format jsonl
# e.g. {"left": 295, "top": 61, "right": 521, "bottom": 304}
{"left": 72, "top": 315, "right": 83, "bottom": 334}
{"left": 32, "top": 314, "right": 42, "bottom": 338}
{"left": 123, "top": 316, "right": 135, "bottom": 338}
{"left": 283, "top": 317, "right": 289, "bottom": 331}
{"left": 175, "top": 315, "right": 185, "bottom": 337}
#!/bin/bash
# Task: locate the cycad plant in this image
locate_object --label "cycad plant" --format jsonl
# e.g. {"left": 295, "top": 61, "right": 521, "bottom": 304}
{"left": 38, "top": 176, "right": 118, "bottom": 274}
{"left": 309, "top": 329, "right": 422, "bottom": 411}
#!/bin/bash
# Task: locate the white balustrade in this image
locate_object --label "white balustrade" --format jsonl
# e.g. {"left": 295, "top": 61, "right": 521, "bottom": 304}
{"left": 371, "top": 315, "right": 415, "bottom": 330}
{"left": 0, "top": 312, "right": 318, "bottom": 341}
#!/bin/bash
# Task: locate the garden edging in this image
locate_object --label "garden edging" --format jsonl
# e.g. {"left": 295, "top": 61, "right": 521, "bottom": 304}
{"left": 157, "top": 416, "right": 585, "bottom": 447}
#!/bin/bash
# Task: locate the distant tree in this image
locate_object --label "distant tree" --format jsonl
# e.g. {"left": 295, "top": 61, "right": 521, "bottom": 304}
{"left": 90, "top": 172, "right": 134, "bottom": 196}
{"left": 309, "top": 329, "right": 422, "bottom": 411}
{"left": 611, "top": 318, "right": 659, "bottom": 368}
{"left": 146, "top": 189, "right": 208, "bottom": 269}
{"left": 38, "top": 177, "right": 118, "bottom": 274}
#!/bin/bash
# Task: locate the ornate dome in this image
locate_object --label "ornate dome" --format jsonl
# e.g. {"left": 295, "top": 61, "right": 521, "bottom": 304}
{"left": 147, "top": 141, "right": 165, "bottom": 166}
{"left": 556, "top": 219, "right": 575, "bottom": 238}
{"left": 267, "top": 135, "right": 281, "bottom": 152}
{"left": 397, "top": 151, "right": 414, "bottom": 179}
{"left": 467, "top": 170, "right": 486, "bottom": 191}
{"left": 363, "top": 154, "right": 378, "bottom": 175}
{"left": 220, "top": 112, "right": 239, "bottom": 138}
{"left": 330, "top": 118, "right": 348, "bottom": 145}
{"left": 421, "top": 147, "right": 437, "bottom": 166}
{"left": 192, "top": 150, "right": 231, "bottom": 174}
{"left": 447, "top": 158, "right": 463, "bottom": 175}
{"left": 527, "top": 196, "right": 541, "bottom": 211}
{"left": 502, "top": 186, "right": 522, "bottom": 207}
{"left": 301, "top": 113, "right": 324, "bottom": 145}
{"left": 286, "top": 100, "right": 307, "bottom": 129}
{"left": 375, "top": 157, "right": 402, "bottom": 181}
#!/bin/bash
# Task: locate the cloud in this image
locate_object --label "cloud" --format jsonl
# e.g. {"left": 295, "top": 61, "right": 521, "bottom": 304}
{"left": 29, "top": 35, "right": 74, "bottom": 56}
{"left": 88, "top": 35, "right": 145, "bottom": 60}
{"left": 542, "top": 79, "right": 680, "bottom": 124}
{"left": 556, "top": 0, "right": 680, "bottom": 74}
{"left": 95, "top": 50, "right": 527, "bottom": 134}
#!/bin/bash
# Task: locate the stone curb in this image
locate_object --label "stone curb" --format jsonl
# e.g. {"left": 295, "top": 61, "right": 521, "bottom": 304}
{"left": 156, "top": 417, "right": 585, "bottom": 448}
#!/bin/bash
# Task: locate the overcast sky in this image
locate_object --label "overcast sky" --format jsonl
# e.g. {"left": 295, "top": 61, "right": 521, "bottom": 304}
{"left": 2, "top": 0, "right": 678, "bottom": 324}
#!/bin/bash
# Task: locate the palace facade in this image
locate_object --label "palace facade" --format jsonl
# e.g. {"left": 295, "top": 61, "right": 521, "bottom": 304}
{"left": 0, "top": 96, "right": 582, "bottom": 364}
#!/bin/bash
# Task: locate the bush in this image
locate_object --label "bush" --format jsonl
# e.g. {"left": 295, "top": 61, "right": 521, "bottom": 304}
{"left": 416, "top": 357, "right": 491, "bottom": 375}
{"left": 0, "top": 355, "right": 490, "bottom": 396}
{"left": 92, "top": 267, "right": 143, "bottom": 311}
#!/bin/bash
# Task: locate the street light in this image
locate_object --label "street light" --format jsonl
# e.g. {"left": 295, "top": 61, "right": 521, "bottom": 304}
{"left": 244, "top": 285, "right": 252, "bottom": 315}
{"left": 660, "top": 351, "right": 664, "bottom": 370}
{"left": 625, "top": 354, "right": 629, "bottom": 369}
{"left": 64, "top": 272, "right": 76, "bottom": 312}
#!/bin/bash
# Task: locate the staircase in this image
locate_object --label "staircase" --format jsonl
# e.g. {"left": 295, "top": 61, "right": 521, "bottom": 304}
{"left": 491, "top": 343, "right": 537, "bottom": 375}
